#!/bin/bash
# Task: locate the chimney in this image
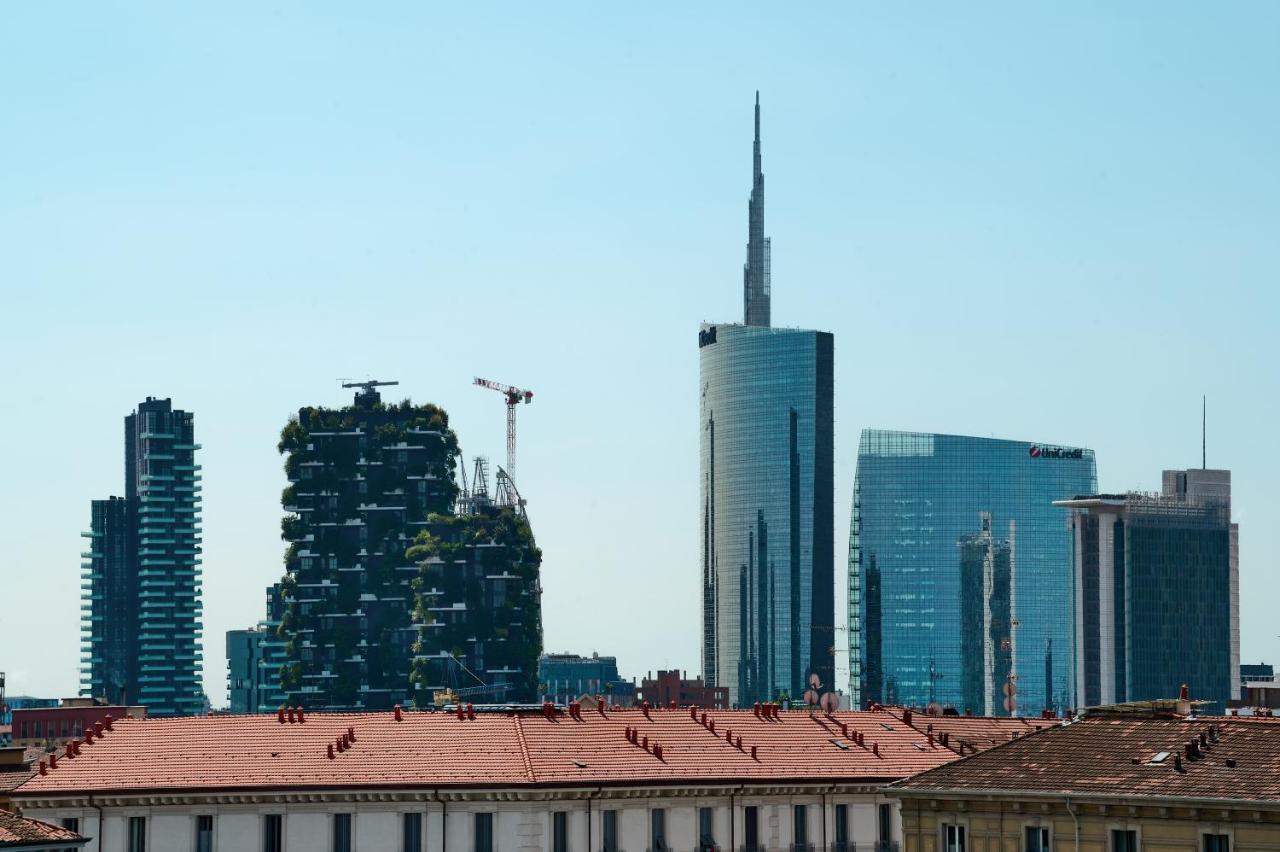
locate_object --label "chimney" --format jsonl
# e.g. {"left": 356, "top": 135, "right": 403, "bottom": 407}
{"left": 709, "top": 719, "right": 716, "bottom": 734}
{"left": 903, "top": 709, "right": 913, "bottom": 727}
{"left": 1174, "top": 753, "right": 1185, "bottom": 772}
{"left": 467, "top": 704, "right": 476, "bottom": 721}
{"left": 348, "top": 726, "right": 357, "bottom": 742}
{"left": 751, "top": 745, "right": 758, "bottom": 760}
{"left": 1180, "top": 684, "right": 1190, "bottom": 700}
{"left": 103, "top": 715, "right": 114, "bottom": 730}
{"left": 642, "top": 735, "right": 649, "bottom": 751}
{"left": 654, "top": 744, "right": 664, "bottom": 760}
{"left": 873, "top": 743, "right": 880, "bottom": 757}
{"left": 725, "top": 728, "right": 733, "bottom": 742}
{"left": 736, "top": 735, "right": 743, "bottom": 750}
{"left": 94, "top": 722, "right": 105, "bottom": 737}
{"left": 753, "top": 702, "right": 761, "bottom": 718}
{"left": 457, "top": 703, "right": 466, "bottom": 721}
{"left": 327, "top": 744, "right": 335, "bottom": 760}
{"left": 927, "top": 732, "right": 934, "bottom": 747}
{"left": 277, "top": 708, "right": 285, "bottom": 724}
{"left": 297, "top": 708, "right": 305, "bottom": 724}
{"left": 287, "top": 707, "right": 296, "bottom": 723}
{"left": 691, "top": 706, "right": 699, "bottom": 721}
{"left": 38, "top": 761, "right": 47, "bottom": 775}
{"left": 394, "top": 704, "right": 403, "bottom": 722}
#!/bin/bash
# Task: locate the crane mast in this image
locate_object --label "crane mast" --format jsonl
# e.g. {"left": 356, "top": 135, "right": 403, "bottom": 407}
{"left": 473, "top": 377, "right": 533, "bottom": 484}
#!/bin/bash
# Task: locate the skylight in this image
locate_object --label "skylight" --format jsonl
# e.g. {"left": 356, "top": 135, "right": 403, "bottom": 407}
{"left": 1149, "top": 751, "right": 1171, "bottom": 764}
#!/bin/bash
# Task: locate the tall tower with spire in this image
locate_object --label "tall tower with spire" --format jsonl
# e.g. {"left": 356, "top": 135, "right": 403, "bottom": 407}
{"left": 743, "top": 91, "right": 771, "bottom": 327}
{"left": 700, "top": 93, "right": 833, "bottom": 707}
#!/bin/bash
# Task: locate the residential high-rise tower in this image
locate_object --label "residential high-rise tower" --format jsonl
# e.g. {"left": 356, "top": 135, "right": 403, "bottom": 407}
{"left": 700, "top": 95, "right": 834, "bottom": 707}
{"left": 81, "top": 398, "right": 204, "bottom": 716}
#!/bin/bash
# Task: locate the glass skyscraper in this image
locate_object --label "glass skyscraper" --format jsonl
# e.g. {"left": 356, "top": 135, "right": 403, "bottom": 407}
{"left": 82, "top": 397, "right": 204, "bottom": 716}
{"left": 699, "top": 94, "right": 834, "bottom": 708}
{"left": 849, "top": 430, "right": 1096, "bottom": 714}
{"left": 1057, "top": 468, "right": 1239, "bottom": 710}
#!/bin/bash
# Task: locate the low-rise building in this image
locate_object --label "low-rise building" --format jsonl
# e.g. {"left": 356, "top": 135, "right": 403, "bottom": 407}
{"left": 9, "top": 701, "right": 144, "bottom": 750}
{"left": 12, "top": 704, "right": 1046, "bottom": 852}
{"left": 538, "top": 652, "right": 633, "bottom": 706}
{"left": 0, "top": 809, "right": 86, "bottom": 850}
{"left": 636, "top": 669, "right": 730, "bottom": 709}
{"left": 889, "top": 713, "right": 1280, "bottom": 852}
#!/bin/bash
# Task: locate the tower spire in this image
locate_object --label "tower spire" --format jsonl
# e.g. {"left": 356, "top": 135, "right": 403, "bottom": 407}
{"left": 744, "top": 91, "right": 771, "bottom": 327}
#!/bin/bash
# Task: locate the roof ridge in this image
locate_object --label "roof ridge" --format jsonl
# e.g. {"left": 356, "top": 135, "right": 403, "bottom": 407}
{"left": 512, "top": 714, "right": 536, "bottom": 783}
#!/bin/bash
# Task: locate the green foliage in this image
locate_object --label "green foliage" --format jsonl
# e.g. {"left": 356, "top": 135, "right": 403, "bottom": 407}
{"left": 278, "top": 418, "right": 309, "bottom": 455}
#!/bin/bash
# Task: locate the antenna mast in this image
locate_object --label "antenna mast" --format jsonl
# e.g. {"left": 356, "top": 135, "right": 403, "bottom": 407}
{"left": 1202, "top": 394, "right": 1206, "bottom": 470}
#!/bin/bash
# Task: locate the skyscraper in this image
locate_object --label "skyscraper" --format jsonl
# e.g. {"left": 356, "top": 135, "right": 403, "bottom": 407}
{"left": 275, "top": 384, "right": 542, "bottom": 710}
{"left": 849, "top": 430, "right": 1096, "bottom": 713}
{"left": 81, "top": 398, "right": 204, "bottom": 716}
{"left": 700, "top": 94, "right": 834, "bottom": 708}
{"left": 1056, "top": 468, "right": 1239, "bottom": 710}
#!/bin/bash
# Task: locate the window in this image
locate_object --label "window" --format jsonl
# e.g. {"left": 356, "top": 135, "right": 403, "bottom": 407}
{"left": 264, "top": 814, "right": 284, "bottom": 852}
{"left": 1026, "top": 826, "right": 1050, "bottom": 852}
{"left": 552, "top": 811, "right": 568, "bottom": 852}
{"left": 794, "top": 804, "right": 810, "bottom": 849}
{"left": 943, "top": 823, "right": 966, "bottom": 852}
{"left": 475, "top": 813, "right": 494, "bottom": 852}
{"left": 1204, "top": 836, "right": 1229, "bottom": 852}
{"left": 878, "top": 804, "right": 894, "bottom": 847}
{"left": 1112, "top": 830, "right": 1138, "bottom": 852}
{"left": 403, "top": 813, "right": 423, "bottom": 852}
{"left": 196, "top": 815, "right": 214, "bottom": 852}
{"left": 744, "top": 806, "right": 760, "bottom": 852}
{"left": 602, "top": 810, "right": 618, "bottom": 852}
{"left": 128, "top": 816, "right": 146, "bottom": 852}
{"left": 334, "top": 813, "right": 352, "bottom": 852}
{"left": 651, "top": 808, "right": 667, "bottom": 851}
{"left": 698, "top": 807, "right": 716, "bottom": 851}
{"left": 835, "top": 805, "right": 850, "bottom": 852}
{"left": 61, "top": 818, "right": 80, "bottom": 834}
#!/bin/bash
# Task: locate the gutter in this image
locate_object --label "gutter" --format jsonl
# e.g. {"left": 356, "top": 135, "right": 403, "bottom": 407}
{"left": 89, "top": 793, "right": 104, "bottom": 852}
{"left": 890, "top": 787, "right": 1280, "bottom": 810}
{"left": 1065, "top": 798, "right": 1080, "bottom": 852}
{"left": 432, "top": 789, "right": 446, "bottom": 852}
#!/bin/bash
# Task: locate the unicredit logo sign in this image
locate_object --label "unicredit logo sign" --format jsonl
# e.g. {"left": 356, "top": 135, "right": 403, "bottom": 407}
{"left": 1029, "top": 445, "right": 1083, "bottom": 459}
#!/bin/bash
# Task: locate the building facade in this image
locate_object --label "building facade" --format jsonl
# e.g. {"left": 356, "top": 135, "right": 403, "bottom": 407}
{"left": 700, "top": 95, "right": 835, "bottom": 708}
{"left": 81, "top": 398, "right": 203, "bottom": 716}
{"left": 537, "top": 653, "right": 631, "bottom": 706}
{"left": 1057, "top": 468, "right": 1240, "bottom": 710}
{"left": 12, "top": 707, "right": 1044, "bottom": 852}
{"left": 889, "top": 714, "right": 1280, "bottom": 852}
{"left": 226, "top": 587, "right": 289, "bottom": 714}
{"left": 276, "top": 385, "right": 542, "bottom": 710}
{"left": 635, "top": 669, "right": 730, "bottom": 709}
{"left": 850, "top": 431, "right": 1096, "bottom": 713}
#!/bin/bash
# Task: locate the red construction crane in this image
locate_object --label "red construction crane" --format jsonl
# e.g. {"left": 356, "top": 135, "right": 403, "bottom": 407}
{"left": 473, "top": 377, "right": 533, "bottom": 484}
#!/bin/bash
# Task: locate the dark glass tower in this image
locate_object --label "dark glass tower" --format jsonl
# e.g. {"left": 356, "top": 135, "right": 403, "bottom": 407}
{"left": 1057, "top": 469, "right": 1239, "bottom": 710}
{"left": 700, "top": 95, "right": 834, "bottom": 707}
{"left": 81, "top": 398, "right": 203, "bottom": 716}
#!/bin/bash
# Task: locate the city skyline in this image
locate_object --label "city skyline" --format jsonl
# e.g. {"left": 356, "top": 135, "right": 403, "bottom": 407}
{"left": 1, "top": 4, "right": 1278, "bottom": 708}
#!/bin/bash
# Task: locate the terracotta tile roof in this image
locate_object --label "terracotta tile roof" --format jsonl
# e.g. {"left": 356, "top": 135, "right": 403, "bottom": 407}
{"left": 891, "top": 715, "right": 1280, "bottom": 803}
{"left": 0, "top": 808, "right": 83, "bottom": 844}
{"left": 11, "top": 707, "right": 1039, "bottom": 797}
{"left": 0, "top": 749, "right": 55, "bottom": 795}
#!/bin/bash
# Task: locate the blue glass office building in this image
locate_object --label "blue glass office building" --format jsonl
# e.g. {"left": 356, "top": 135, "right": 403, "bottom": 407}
{"left": 849, "top": 430, "right": 1096, "bottom": 714}
{"left": 699, "top": 94, "right": 834, "bottom": 708}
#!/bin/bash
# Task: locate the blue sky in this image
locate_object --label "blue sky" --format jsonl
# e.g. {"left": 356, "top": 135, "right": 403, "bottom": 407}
{"left": 1, "top": 3, "right": 1276, "bottom": 707}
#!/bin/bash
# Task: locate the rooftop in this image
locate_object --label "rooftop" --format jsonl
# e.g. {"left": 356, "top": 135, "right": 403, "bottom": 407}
{"left": 0, "top": 809, "right": 83, "bottom": 846}
{"left": 13, "top": 705, "right": 1047, "bottom": 798}
{"left": 890, "top": 715, "right": 1280, "bottom": 804}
